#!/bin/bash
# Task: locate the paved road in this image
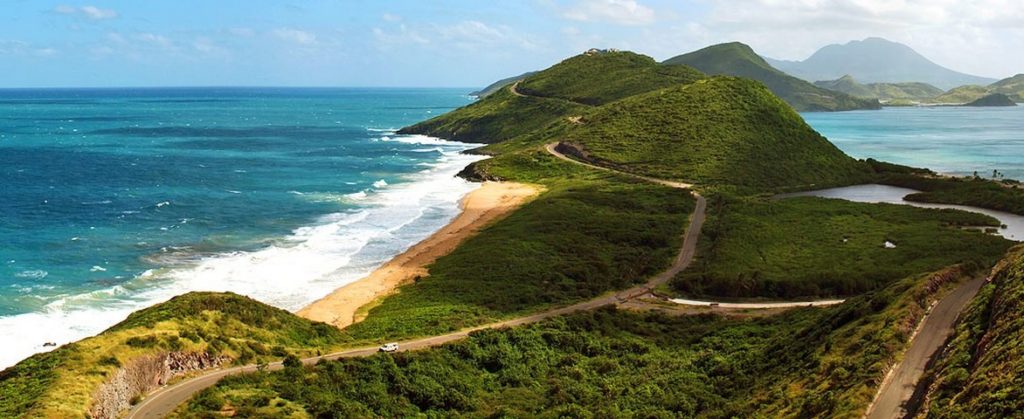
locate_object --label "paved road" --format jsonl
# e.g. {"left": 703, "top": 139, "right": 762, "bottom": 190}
{"left": 668, "top": 297, "right": 845, "bottom": 309}
{"left": 865, "top": 277, "right": 986, "bottom": 419}
{"left": 128, "top": 143, "right": 706, "bottom": 419}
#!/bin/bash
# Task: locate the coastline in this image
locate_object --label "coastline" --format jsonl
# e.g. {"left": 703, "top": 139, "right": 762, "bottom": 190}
{"left": 297, "top": 181, "right": 540, "bottom": 328}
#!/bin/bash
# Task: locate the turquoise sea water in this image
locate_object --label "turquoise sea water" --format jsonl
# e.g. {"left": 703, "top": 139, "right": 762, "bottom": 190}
{"left": 0, "top": 88, "right": 481, "bottom": 367}
{"left": 803, "top": 106, "right": 1024, "bottom": 180}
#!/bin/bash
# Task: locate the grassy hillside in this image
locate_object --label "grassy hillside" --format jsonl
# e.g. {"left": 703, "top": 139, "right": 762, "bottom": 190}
{"left": 469, "top": 71, "right": 537, "bottom": 98}
{"left": 0, "top": 292, "right": 347, "bottom": 418}
{"left": 558, "top": 77, "right": 871, "bottom": 189}
{"left": 175, "top": 264, "right": 981, "bottom": 418}
{"left": 814, "top": 75, "right": 943, "bottom": 101}
{"left": 989, "top": 74, "right": 1024, "bottom": 102}
{"left": 929, "top": 85, "right": 989, "bottom": 104}
{"left": 400, "top": 51, "right": 704, "bottom": 143}
{"left": 344, "top": 174, "right": 694, "bottom": 339}
{"left": 673, "top": 194, "right": 1011, "bottom": 299}
{"left": 923, "top": 246, "right": 1024, "bottom": 418}
{"left": 664, "top": 42, "right": 880, "bottom": 112}
{"left": 396, "top": 87, "right": 588, "bottom": 144}
{"left": 515, "top": 51, "right": 704, "bottom": 106}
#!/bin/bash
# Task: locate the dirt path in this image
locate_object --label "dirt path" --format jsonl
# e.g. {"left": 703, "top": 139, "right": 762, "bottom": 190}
{"left": 509, "top": 80, "right": 526, "bottom": 97}
{"left": 128, "top": 144, "right": 706, "bottom": 418}
{"left": 865, "top": 277, "right": 986, "bottom": 419}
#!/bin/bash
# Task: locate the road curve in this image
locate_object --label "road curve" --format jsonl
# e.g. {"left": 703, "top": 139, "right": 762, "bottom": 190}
{"left": 865, "top": 277, "right": 986, "bottom": 419}
{"left": 127, "top": 144, "right": 706, "bottom": 418}
{"left": 668, "top": 297, "right": 845, "bottom": 309}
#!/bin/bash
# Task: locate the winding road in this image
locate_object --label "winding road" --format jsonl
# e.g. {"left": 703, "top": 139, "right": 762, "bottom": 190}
{"left": 128, "top": 142, "right": 706, "bottom": 418}
{"left": 866, "top": 277, "right": 987, "bottom": 419}
{"left": 128, "top": 138, "right": 967, "bottom": 418}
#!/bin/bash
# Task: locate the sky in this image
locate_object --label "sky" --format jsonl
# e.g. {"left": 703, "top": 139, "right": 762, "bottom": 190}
{"left": 1, "top": 0, "right": 1022, "bottom": 87}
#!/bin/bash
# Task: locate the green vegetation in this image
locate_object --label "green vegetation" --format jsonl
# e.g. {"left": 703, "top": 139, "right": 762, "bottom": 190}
{"left": 0, "top": 292, "right": 347, "bottom": 418}
{"left": 400, "top": 51, "right": 704, "bottom": 143}
{"left": 174, "top": 265, "right": 978, "bottom": 418}
{"left": 345, "top": 175, "right": 694, "bottom": 339}
{"left": 515, "top": 51, "right": 704, "bottom": 106}
{"left": 663, "top": 42, "right": 880, "bottom": 112}
{"left": 469, "top": 71, "right": 537, "bottom": 98}
{"left": 397, "top": 87, "right": 588, "bottom": 144}
{"left": 876, "top": 172, "right": 1024, "bottom": 215}
{"left": 561, "top": 77, "right": 871, "bottom": 189}
{"left": 988, "top": 73, "right": 1024, "bottom": 102}
{"left": 813, "top": 75, "right": 943, "bottom": 102}
{"left": 673, "top": 195, "right": 1010, "bottom": 299}
{"left": 924, "top": 246, "right": 1024, "bottom": 418}
{"left": 929, "top": 85, "right": 989, "bottom": 104}
{"left": 965, "top": 93, "right": 1017, "bottom": 107}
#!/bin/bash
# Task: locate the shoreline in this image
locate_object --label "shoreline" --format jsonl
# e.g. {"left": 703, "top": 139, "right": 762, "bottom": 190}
{"left": 297, "top": 181, "right": 540, "bottom": 328}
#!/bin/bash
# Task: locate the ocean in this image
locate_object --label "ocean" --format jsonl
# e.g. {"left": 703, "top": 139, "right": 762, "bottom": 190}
{"left": 0, "top": 87, "right": 482, "bottom": 368}
{"left": 803, "top": 106, "right": 1024, "bottom": 180}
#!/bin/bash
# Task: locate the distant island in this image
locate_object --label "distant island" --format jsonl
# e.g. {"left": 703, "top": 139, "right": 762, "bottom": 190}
{"left": 965, "top": 93, "right": 1017, "bottom": 107}
{"left": 765, "top": 37, "right": 996, "bottom": 90}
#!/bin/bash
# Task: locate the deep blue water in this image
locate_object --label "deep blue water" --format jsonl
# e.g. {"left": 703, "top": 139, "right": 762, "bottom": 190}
{"left": 0, "top": 87, "right": 481, "bottom": 367}
{"left": 803, "top": 106, "right": 1024, "bottom": 180}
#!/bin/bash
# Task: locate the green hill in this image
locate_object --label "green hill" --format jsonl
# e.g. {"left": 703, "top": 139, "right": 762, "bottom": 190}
{"left": 814, "top": 75, "right": 943, "bottom": 101}
{"left": 515, "top": 51, "right": 704, "bottom": 106}
{"left": 924, "top": 246, "right": 1024, "bottom": 417}
{"left": 663, "top": 42, "right": 880, "bottom": 112}
{"left": 965, "top": 93, "right": 1017, "bottom": 107}
{"left": 926, "top": 76, "right": 1024, "bottom": 105}
{"left": 399, "top": 51, "right": 705, "bottom": 143}
{"left": 557, "top": 77, "right": 870, "bottom": 189}
{"left": 0, "top": 292, "right": 348, "bottom": 418}
{"left": 929, "top": 85, "right": 990, "bottom": 104}
{"left": 988, "top": 74, "right": 1024, "bottom": 102}
{"left": 469, "top": 71, "right": 537, "bottom": 98}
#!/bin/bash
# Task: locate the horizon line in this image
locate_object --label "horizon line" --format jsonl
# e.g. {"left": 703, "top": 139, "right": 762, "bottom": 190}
{"left": 0, "top": 85, "right": 480, "bottom": 91}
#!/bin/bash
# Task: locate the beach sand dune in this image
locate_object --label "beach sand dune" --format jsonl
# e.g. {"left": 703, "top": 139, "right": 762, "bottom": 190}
{"left": 297, "top": 181, "right": 540, "bottom": 328}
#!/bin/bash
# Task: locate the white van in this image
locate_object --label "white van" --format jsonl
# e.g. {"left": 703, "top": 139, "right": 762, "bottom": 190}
{"left": 379, "top": 342, "right": 399, "bottom": 352}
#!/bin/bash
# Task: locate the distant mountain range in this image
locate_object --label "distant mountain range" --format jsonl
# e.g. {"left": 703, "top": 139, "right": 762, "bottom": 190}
{"left": 663, "top": 42, "right": 879, "bottom": 112}
{"left": 764, "top": 37, "right": 996, "bottom": 90}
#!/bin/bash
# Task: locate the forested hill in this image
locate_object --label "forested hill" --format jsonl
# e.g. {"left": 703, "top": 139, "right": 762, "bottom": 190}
{"left": 663, "top": 42, "right": 881, "bottom": 112}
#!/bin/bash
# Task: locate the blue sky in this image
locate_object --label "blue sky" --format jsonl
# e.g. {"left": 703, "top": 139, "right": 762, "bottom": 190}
{"left": 1, "top": 0, "right": 1021, "bottom": 87}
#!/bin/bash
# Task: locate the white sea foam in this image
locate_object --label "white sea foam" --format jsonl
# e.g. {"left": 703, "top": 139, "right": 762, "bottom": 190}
{"left": 372, "top": 179, "right": 388, "bottom": 188}
{"left": 15, "top": 270, "right": 48, "bottom": 279}
{"left": 0, "top": 135, "right": 486, "bottom": 369}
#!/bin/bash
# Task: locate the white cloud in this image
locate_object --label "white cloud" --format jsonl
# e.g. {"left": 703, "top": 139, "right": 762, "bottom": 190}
{"left": 272, "top": 28, "right": 317, "bottom": 45}
{"left": 562, "top": 0, "right": 656, "bottom": 26}
{"left": 54, "top": 5, "right": 118, "bottom": 20}
{"left": 0, "top": 40, "right": 58, "bottom": 58}
{"left": 382, "top": 13, "right": 402, "bottom": 22}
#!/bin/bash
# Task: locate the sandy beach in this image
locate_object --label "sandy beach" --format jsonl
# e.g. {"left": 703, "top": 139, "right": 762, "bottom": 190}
{"left": 297, "top": 181, "right": 540, "bottom": 328}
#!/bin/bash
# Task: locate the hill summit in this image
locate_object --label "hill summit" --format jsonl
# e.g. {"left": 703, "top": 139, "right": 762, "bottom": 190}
{"left": 663, "top": 42, "right": 880, "bottom": 112}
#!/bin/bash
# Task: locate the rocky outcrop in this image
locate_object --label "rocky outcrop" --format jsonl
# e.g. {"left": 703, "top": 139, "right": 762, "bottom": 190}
{"left": 456, "top": 161, "right": 504, "bottom": 182}
{"left": 89, "top": 351, "right": 229, "bottom": 419}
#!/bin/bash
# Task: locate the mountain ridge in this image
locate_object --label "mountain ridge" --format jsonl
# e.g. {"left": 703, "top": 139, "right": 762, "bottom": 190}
{"left": 663, "top": 42, "right": 880, "bottom": 112}
{"left": 767, "top": 37, "right": 996, "bottom": 89}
